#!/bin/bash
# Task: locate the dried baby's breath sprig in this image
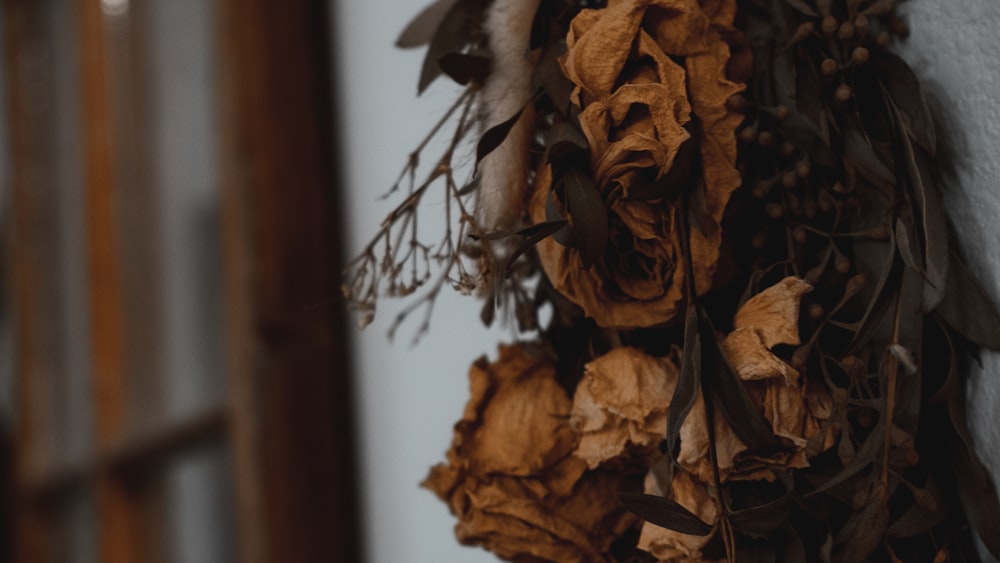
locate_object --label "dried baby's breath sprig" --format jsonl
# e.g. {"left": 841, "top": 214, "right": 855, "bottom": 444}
{"left": 342, "top": 86, "right": 499, "bottom": 341}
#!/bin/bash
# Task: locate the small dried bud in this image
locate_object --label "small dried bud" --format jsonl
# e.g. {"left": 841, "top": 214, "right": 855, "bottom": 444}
{"left": 854, "top": 15, "right": 869, "bottom": 35}
{"left": 818, "top": 190, "right": 834, "bottom": 212}
{"left": 803, "top": 198, "right": 818, "bottom": 218}
{"left": 793, "top": 226, "right": 808, "bottom": 243}
{"left": 821, "top": 58, "right": 838, "bottom": 76}
{"left": 808, "top": 303, "right": 825, "bottom": 320}
{"left": 751, "top": 182, "right": 770, "bottom": 198}
{"left": 838, "top": 22, "right": 855, "bottom": 41}
{"left": 752, "top": 232, "right": 767, "bottom": 249}
{"left": 821, "top": 16, "right": 838, "bottom": 35}
{"left": 845, "top": 273, "right": 866, "bottom": 297}
{"left": 773, "top": 105, "right": 790, "bottom": 121}
{"left": 834, "top": 84, "right": 853, "bottom": 102}
{"left": 727, "top": 94, "right": 747, "bottom": 112}
{"left": 766, "top": 202, "right": 785, "bottom": 219}
{"left": 740, "top": 126, "right": 758, "bottom": 143}
{"left": 835, "top": 255, "right": 851, "bottom": 274}
{"left": 850, "top": 47, "right": 870, "bottom": 65}
{"left": 781, "top": 141, "right": 797, "bottom": 157}
{"left": 832, "top": 181, "right": 847, "bottom": 193}
{"left": 876, "top": 31, "right": 891, "bottom": 48}
{"left": 782, "top": 172, "right": 798, "bottom": 189}
{"left": 758, "top": 130, "right": 775, "bottom": 146}
{"left": 795, "top": 163, "right": 811, "bottom": 178}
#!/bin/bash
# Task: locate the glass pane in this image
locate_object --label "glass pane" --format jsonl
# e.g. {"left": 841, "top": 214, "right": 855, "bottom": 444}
{"left": 166, "top": 445, "right": 235, "bottom": 563}
{"left": 144, "top": 0, "right": 225, "bottom": 419}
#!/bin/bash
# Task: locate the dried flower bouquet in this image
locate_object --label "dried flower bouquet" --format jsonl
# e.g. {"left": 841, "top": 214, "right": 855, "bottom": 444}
{"left": 344, "top": 0, "right": 1000, "bottom": 560}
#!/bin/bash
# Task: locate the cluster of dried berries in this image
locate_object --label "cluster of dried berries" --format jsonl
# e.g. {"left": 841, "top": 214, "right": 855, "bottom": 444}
{"left": 346, "top": 0, "right": 1000, "bottom": 560}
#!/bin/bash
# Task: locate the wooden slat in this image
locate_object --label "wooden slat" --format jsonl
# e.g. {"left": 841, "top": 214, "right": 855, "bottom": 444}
{"left": 3, "top": 1, "right": 59, "bottom": 560}
{"left": 77, "top": 2, "right": 144, "bottom": 562}
{"left": 217, "top": 1, "right": 362, "bottom": 562}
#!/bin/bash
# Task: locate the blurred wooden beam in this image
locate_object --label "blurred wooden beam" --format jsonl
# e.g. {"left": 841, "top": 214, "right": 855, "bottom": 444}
{"left": 217, "top": 1, "right": 361, "bottom": 562}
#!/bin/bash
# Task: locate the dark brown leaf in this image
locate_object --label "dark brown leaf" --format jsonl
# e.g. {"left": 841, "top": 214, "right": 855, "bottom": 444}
{"left": 475, "top": 92, "right": 536, "bottom": 165}
{"left": 700, "top": 310, "right": 781, "bottom": 453}
{"left": 843, "top": 123, "right": 895, "bottom": 190}
{"left": 887, "top": 478, "right": 947, "bottom": 538}
{"left": 934, "top": 252, "right": 1000, "bottom": 350}
{"left": 618, "top": 492, "right": 714, "bottom": 536}
{"left": 497, "top": 220, "right": 569, "bottom": 278}
{"left": 667, "top": 305, "right": 702, "bottom": 459}
{"left": 437, "top": 52, "right": 491, "bottom": 85}
{"left": 729, "top": 473, "right": 794, "bottom": 538}
{"left": 532, "top": 42, "right": 574, "bottom": 115}
{"left": 418, "top": 0, "right": 474, "bottom": 93}
{"left": 807, "top": 419, "right": 884, "bottom": 496}
{"left": 876, "top": 52, "right": 936, "bottom": 154}
{"left": 396, "top": 0, "right": 459, "bottom": 48}
{"left": 545, "top": 121, "right": 589, "bottom": 163}
{"left": 561, "top": 167, "right": 608, "bottom": 268}
{"left": 834, "top": 489, "right": 890, "bottom": 562}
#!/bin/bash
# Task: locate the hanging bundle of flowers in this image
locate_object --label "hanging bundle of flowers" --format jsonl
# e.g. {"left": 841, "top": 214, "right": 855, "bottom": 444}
{"left": 344, "top": 0, "right": 1000, "bottom": 560}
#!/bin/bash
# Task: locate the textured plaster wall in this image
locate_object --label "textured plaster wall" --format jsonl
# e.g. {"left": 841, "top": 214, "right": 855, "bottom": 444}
{"left": 895, "top": 0, "right": 1000, "bottom": 545}
{"left": 335, "top": 1, "right": 1000, "bottom": 562}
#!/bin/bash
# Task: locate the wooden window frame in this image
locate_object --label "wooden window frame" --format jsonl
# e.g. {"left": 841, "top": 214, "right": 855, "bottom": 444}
{"left": 3, "top": 0, "right": 361, "bottom": 561}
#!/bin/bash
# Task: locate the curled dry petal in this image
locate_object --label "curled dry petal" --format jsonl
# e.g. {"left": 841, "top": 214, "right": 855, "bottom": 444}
{"left": 571, "top": 347, "right": 679, "bottom": 468}
{"left": 423, "top": 344, "right": 636, "bottom": 561}
{"left": 532, "top": 0, "right": 744, "bottom": 329}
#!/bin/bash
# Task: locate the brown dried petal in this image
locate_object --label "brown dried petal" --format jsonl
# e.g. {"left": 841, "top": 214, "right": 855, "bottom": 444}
{"left": 457, "top": 345, "right": 578, "bottom": 476}
{"left": 721, "top": 326, "right": 799, "bottom": 384}
{"left": 572, "top": 347, "right": 679, "bottom": 468}
{"left": 677, "top": 390, "right": 748, "bottom": 483}
{"left": 733, "top": 277, "right": 813, "bottom": 348}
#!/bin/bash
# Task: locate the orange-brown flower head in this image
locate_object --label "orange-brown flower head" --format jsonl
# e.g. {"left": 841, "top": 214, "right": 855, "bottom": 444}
{"left": 532, "top": 0, "right": 744, "bottom": 329}
{"left": 423, "top": 345, "right": 636, "bottom": 562}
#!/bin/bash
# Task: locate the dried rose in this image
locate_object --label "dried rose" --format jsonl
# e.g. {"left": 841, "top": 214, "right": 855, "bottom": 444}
{"left": 571, "top": 347, "right": 680, "bottom": 468}
{"left": 531, "top": 0, "right": 744, "bottom": 329}
{"left": 423, "top": 344, "right": 636, "bottom": 562}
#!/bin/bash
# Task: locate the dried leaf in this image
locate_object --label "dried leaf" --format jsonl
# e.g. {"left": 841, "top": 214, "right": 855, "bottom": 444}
{"left": 545, "top": 121, "right": 589, "bottom": 163}
{"left": 476, "top": 95, "right": 534, "bottom": 166}
{"left": 437, "top": 52, "right": 491, "bottom": 85}
{"left": 807, "top": 418, "right": 884, "bottom": 496}
{"left": 667, "top": 305, "right": 702, "bottom": 459}
{"left": 532, "top": 42, "right": 574, "bottom": 115}
{"left": 561, "top": 167, "right": 609, "bottom": 268}
{"left": 843, "top": 123, "right": 895, "bottom": 189}
{"left": 729, "top": 472, "right": 794, "bottom": 537}
{"left": 835, "top": 488, "right": 890, "bottom": 561}
{"left": 934, "top": 252, "right": 1000, "bottom": 350}
{"left": 396, "top": 0, "right": 459, "bottom": 48}
{"left": 619, "top": 492, "right": 714, "bottom": 536}
{"left": 417, "top": 0, "right": 474, "bottom": 93}
{"left": 876, "top": 52, "right": 936, "bottom": 154}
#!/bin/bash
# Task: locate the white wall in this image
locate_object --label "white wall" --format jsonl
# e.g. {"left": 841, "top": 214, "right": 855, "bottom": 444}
{"left": 332, "top": 2, "right": 506, "bottom": 562}
{"left": 332, "top": 1, "right": 1000, "bottom": 562}
{"left": 896, "top": 1, "right": 1000, "bottom": 559}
